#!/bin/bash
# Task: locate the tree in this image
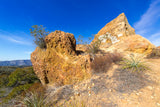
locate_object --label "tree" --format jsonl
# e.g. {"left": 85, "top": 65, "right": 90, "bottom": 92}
{"left": 30, "top": 25, "right": 49, "bottom": 49}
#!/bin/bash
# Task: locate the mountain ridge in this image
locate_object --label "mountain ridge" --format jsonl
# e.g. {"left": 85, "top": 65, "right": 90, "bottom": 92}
{"left": 0, "top": 60, "right": 32, "bottom": 66}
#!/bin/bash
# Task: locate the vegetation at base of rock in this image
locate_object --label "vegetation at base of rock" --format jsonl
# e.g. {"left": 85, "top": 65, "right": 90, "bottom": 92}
{"left": 91, "top": 52, "right": 122, "bottom": 73}
{"left": 148, "top": 47, "right": 160, "bottom": 57}
{"left": 22, "top": 91, "right": 50, "bottom": 107}
{"left": 30, "top": 25, "right": 49, "bottom": 49}
{"left": 120, "top": 54, "right": 148, "bottom": 72}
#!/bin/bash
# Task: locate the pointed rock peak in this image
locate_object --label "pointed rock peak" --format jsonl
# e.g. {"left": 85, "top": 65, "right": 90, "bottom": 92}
{"left": 117, "top": 12, "right": 126, "bottom": 17}
{"left": 92, "top": 13, "right": 135, "bottom": 45}
{"left": 97, "top": 13, "right": 135, "bottom": 37}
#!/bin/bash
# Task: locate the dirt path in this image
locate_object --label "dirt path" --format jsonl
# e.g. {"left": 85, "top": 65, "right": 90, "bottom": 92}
{"left": 47, "top": 58, "right": 160, "bottom": 107}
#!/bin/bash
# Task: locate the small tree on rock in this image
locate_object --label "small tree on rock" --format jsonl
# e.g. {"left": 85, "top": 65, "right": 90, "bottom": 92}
{"left": 30, "top": 25, "right": 49, "bottom": 49}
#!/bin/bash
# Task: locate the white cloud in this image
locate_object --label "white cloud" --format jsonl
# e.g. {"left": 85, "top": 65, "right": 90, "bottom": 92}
{"left": 134, "top": 0, "right": 160, "bottom": 46}
{"left": 0, "top": 30, "right": 33, "bottom": 46}
{"left": 134, "top": 0, "right": 160, "bottom": 35}
{"left": 149, "top": 32, "right": 160, "bottom": 46}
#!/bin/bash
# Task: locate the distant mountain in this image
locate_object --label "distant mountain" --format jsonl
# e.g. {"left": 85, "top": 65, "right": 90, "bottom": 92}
{"left": 0, "top": 60, "right": 32, "bottom": 66}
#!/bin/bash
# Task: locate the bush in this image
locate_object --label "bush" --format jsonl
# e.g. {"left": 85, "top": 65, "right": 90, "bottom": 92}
{"left": 30, "top": 25, "right": 49, "bottom": 49}
{"left": 0, "top": 74, "right": 9, "bottom": 87}
{"left": 22, "top": 91, "right": 50, "bottom": 107}
{"left": 77, "top": 34, "right": 109, "bottom": 54}
{"left": 7, "top": 67, "right": 39, "bottom": 87}
{"left": 3, "top": 84, "right": 33, "bottom": 102}
{"left": 120, "top": 54, "right": 148, "bottom": 72}
{"left": 148, "top": 48, "right": 160, "bottom": 57}
{"left": 91, "top": 52, "right": 122, "bottom": 73}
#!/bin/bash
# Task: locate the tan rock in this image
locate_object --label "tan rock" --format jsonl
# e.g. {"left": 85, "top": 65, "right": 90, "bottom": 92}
{"left": 93, "top": 13, "right": 135, "bottom": 45}
{"left": 92, "top": 13, "right": 155, "bottom": 54}
{"left": 31, "top": 31, "right": 91, "bottom": 85}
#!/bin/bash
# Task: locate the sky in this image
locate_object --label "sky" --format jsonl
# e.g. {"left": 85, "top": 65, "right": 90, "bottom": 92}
{"left": 0, "top": 0, "right": 160, "bottom": 61}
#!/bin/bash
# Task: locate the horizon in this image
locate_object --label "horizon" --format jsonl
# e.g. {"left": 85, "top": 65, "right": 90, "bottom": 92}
{"left": 0, "top": 0, "right": 160, "bottom": 61}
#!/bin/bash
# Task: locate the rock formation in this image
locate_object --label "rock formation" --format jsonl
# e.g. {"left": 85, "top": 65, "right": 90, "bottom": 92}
{"left": 92, "top": 13, "right": 155, "bottom": 54}
{"left": 31, "top": 13, "right": 155, "bottom": 86}
{"left": 31, "top": 31, "right": 91, "bottom": 85}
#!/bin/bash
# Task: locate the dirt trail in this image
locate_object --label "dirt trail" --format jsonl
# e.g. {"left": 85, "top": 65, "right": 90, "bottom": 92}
{"left": 47, "top": 58, "right": 160, "bottom": 107}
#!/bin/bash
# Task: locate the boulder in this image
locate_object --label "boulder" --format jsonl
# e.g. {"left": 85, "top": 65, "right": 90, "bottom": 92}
{"left": 31, "top": 31, "right": 91, "bottom": 85}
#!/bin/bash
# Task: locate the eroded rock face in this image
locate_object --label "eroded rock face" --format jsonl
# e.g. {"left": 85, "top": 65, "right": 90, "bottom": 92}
{"left": 92, "top": 13, "right": 155, "bottom": 54}
{"left": 31, "top": 31, "right": 91, "bottom": 85}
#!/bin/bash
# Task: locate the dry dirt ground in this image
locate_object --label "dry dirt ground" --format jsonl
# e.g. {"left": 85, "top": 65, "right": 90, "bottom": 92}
{"left": 46, "top": 57, "right": 160, "bottom": 107}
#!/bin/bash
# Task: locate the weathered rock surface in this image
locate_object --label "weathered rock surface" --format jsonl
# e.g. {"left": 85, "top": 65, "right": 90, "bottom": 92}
{"left": 104, "top": 35, "right": 155, "bottom": 54}
{"left": 92, "top": 13, "right": 155, "bottom": 54}
{"left": 31, "top": 31, "right": 91, "bottom": 85}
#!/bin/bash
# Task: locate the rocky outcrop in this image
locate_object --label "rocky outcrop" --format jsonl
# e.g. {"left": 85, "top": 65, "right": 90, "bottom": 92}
{"left": 104, "top": 35, "right": 155, "bottom": 54}
{"left": 31, "top": 31, "right": 91, "bottom": 85}
{"left": 93, "top": 13, "right": 135, "bottom": 45}
{"left": 92, "top": 13, "right": 155, "bottom": 54}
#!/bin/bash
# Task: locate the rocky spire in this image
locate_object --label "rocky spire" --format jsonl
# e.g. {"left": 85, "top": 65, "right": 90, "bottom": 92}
{"left": 93, "top": 13, "right": 135, "bottom": 45}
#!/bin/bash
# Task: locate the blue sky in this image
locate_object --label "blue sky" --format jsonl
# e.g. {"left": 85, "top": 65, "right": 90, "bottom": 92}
{"left": 0, "top": 0, "right": 160, "bottom": 61}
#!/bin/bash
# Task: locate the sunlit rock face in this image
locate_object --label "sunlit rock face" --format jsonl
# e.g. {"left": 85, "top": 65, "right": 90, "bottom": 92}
{"left": 93, "top": 13, "right": 135, "bottom": 45}
{"left": 92, "top": 13, "right": 155, "bottom": 54}
{"left": 31, "top": 31, "right": 91, "bottom": 85}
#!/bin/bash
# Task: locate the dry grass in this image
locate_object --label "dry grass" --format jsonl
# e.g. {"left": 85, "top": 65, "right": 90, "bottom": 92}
{"left": 22, "top": 91, "right": 50, "bottom": 107}
{"left": 148, "top": 48, "right": 160, "bottom": 57}
{"left": 91, "top": 52, "right": 122, "bottom": 73}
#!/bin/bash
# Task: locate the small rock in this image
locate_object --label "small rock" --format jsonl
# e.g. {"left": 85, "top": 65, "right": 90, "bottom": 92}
{"left": 109, "top": 89, "right": 112, "bottom": 92}
{"left": 157, "top": 103, "right": 160, "bottom": 106}
{"left": 147, "top": 86, "right": 153, "bottom": 90}
{"left": 151, "top": 96, "right": 154, "bottom": 99}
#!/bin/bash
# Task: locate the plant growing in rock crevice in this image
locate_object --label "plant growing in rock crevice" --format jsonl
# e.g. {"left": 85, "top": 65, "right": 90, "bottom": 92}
{"left": 30, "top": 25, "right": 49, "bottom": 49}
{"left": 77, "top": 34, "right": 108, "bottom": 54}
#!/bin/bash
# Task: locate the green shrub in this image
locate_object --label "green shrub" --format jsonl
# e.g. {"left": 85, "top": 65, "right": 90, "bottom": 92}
{"left": 0, "top": 66, "right": 18, "bottom": 73}
{"left": 3, "top": 84, "right": 33, "bottom": 102}
{"left": 77, "top": 34, "right": 108, "bottom": 54}
{"left": 22, "top": 91, "right": 50, "bottom": 107}
{"left": 7, "top": 67, "right": 39, "bottom": 87}
{"left": 0, "top": 74, "right": 9, "bottom": 87}
{"left": 30, "top": 25, "right": 49, "bottom": 49}
{"left": 148, "top": 48, "right": 160, "bottom": 57}
{"left": 120, "top": 54, "right": 148, "bottom": 72}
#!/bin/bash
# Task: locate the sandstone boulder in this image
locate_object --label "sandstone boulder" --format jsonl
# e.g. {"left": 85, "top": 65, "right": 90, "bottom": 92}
{"left": 31, "top": 31, "right": 91, "bottom": 85}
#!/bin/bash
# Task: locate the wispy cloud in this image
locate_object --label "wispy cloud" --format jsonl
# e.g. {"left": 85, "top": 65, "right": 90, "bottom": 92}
{"left": 0, "top": 30, "right": 33, "bottom": 46}
{"left": 134, "top": 0, "right": 160, "bottom": 46}
{"left": 134, "top": 0, "right": 160, "bottom": 35}
{"left": 149, "top": 32, "right": 160, "bottom": 46}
